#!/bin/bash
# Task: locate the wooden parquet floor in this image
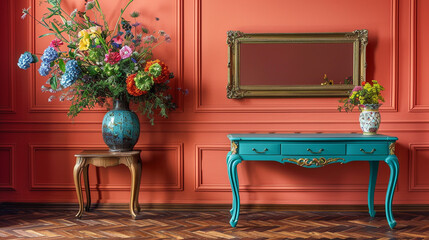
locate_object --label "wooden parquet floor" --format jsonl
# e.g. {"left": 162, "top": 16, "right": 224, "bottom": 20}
{"left": 1, "top": 207, "right": 429, "bottom": 239}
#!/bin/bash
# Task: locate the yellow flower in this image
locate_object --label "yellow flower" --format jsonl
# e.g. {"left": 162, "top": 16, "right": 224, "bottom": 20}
{"left": 88, "top": 26, "right": 101, "bottom": 39}
{"left": 79, "top": 37, "right": 90, "bottom": 51}
{"left": 88, "top": 26, "right": 101, "bottom": 35}
{"left": 78, "top": 29, "right": 89, "bottom": 38}
{"left": 364, "top": 83, "right": 371, "bottom": 90}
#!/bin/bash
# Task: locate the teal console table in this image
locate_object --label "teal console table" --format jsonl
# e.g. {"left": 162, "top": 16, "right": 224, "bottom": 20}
{"left": 226, "top": 133, "right": 399, "bottom": 228}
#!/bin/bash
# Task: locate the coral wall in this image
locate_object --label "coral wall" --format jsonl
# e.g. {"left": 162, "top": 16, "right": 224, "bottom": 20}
{"left": 1, "top": 0, "right": 429, "bottom": 205}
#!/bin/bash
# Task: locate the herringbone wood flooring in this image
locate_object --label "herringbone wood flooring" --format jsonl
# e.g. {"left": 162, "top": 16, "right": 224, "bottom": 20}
{"left": 1, "top": 206, "right": 429, "bottom": 239}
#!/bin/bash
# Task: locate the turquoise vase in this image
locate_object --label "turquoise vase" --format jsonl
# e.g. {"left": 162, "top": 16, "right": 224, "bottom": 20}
{"left": 102, "top": 99, "right": 140, "bottom": 152}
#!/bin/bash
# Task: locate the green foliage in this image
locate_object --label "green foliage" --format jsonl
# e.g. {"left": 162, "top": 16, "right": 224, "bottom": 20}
{"left": 135, "top": 72, "right": 153, "bottom": 91}
{"left": 50, "top": 75, "right": 57, "bottom": 91}
{"left": 47, "top": 0, "right": 61, "bottom": 7}
{"left": 30, "top": 54, "right": 39, "bottom": 63}
{"left": 148, "top": 63, "right": 162, "bottom": 78}
{"left": 58, "top": 59, "right": 65, "bottom": 72}
{"left": 130, "top": 11, "right": 140, "bottom": 18}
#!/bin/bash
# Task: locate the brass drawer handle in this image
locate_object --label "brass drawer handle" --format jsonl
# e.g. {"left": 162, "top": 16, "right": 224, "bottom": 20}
{"left": 252, "top": 148, "right": 268, "bottom": 153}
{"left": 360, "top": 148, "right": 376, "bottom": 154}
{"left": 307, "top": 148, "right": 324, "bottom": 154}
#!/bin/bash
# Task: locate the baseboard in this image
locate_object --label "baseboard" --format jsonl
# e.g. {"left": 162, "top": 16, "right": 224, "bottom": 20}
{"left": 2, "top": 202, "right": 429, "bottom": 212}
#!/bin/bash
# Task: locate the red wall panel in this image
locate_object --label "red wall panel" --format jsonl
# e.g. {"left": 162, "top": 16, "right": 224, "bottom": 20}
{"left": 0, "top": 0, "right": 14, "bottom": 113}
{"left": 1, "top": 0, "right": 429, "bottom": 205}
{"left": 0, "top": 145, "right": 14, "bottom": 190}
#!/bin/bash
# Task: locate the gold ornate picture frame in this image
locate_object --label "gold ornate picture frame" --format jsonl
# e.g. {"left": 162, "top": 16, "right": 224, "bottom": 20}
{"left": 227, "top": 30, "right": 368, "bottom": 98}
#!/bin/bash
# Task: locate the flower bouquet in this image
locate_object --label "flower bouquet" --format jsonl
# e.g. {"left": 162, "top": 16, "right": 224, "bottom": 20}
{"left": 18, "top": 0, "right": 177, "bottom": 125}
{"left": 338, "top": 80, "right": 385, "bottom": 112}
{"left": 338, "top": 80, "right": 385, "bottom": 135}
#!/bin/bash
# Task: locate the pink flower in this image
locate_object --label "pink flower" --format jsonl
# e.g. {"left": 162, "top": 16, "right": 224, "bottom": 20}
{"left": 164, "top": 34, "right": 171, "bottom": 43}
{"left": 112, "top": 35, "right": 123, "bottom": 45}
{"left": 119, "top": 45, "right": 132, "bottom": 59}
{"left": 352, "top": 86, "right": 363, "bottom": 92}
{"left": 104, "top": 49, "right": 121, "bottom": 64}
{"left": 50, "top": 39, "right": 63, "bottom": 50}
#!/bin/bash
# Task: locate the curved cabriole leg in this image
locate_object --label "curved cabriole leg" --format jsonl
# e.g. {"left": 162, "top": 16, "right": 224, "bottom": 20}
{"left": 385, "top": 155, "right": 399, "bottom": 229}
{"left": 126, "top": 157, "right": 139, "bottom": 219}
{"left": 134, "top": 159, "right": 142, "bottom": 213}
{"left": 73, "top": 157, "right": 85, "bottom": 218}
{"left": 83, "top": 165, "right": 91, "bottom": 212}
{"left": 368, "top": 161, "right": 379, "bottom": 217}
{"left": 227, "top": 153, "right": 242, "bottom": 227}
{"left": 226, "top": 152, "right": 234, "bottom": 216}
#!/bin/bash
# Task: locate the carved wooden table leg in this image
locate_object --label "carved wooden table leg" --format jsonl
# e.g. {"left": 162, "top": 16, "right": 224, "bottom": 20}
{"left": 134, "top": 160, "right": 142, "bottom": 213}
{"left": 73, "top": 157, "right": 86, "bottom": 218}
{"left": 124, "top": 156, "right": 141, "bottom": 219}
{"left": 83, "top": 165, "right": 91, "bottom": 212}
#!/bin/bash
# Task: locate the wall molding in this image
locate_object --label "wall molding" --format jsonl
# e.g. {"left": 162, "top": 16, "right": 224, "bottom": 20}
{"left": 409, "top": 0, "right": 429, "bottom": 112}
{"left": 408, "top": 143, "right": 429, "bottom": 191}
{"left": 194, "top": 0, "right": 399, "bottom": 113}
{"left": 195, "top": 145, "right": 230, "bottom": 191}
{"left": 2, "top": 125, "right": 429, "bottom": 133}
{"left": 28, "top": 0, "right": 184, "bottom": 113}
{"left": 195, "top": 145, "right": 387, "bottom": 192}
{"left": 0, "top": 0, "right": 16, "bottom": 113}
{"left": 0, "top": 144, "right": 15, "bottom": 190}
{"left": 29, "top": 143, "right": 183, "bottom": 191}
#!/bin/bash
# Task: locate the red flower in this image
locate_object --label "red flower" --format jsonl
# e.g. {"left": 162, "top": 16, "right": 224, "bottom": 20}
{"left": 104, "top": 49, "right": 121, "bottom": 64}
{"left": 126, "top": 74, "right": 146, "bottom": 96}
{"left": 49, "top": 39, "right": 63, "bottom": 50}
{"left": 144, "top": 59, "right": 170, "bottom": 84}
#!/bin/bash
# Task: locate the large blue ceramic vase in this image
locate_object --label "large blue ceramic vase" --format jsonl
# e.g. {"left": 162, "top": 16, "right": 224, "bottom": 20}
{"left": 102, "top": 99, "right": 140, "bottom": 152}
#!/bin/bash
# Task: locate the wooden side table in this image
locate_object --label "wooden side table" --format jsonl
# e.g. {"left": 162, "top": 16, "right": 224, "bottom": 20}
{"left": 73, "top": 150, "right": 142, "bottom": 219}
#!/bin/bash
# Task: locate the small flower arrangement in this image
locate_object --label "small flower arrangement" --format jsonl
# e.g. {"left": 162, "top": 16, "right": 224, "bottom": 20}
{"left": 338, "top": 80, "right": 385, "bottom": 112}
{"left": 18, "top": 0, "right": 181, "bottom": 124}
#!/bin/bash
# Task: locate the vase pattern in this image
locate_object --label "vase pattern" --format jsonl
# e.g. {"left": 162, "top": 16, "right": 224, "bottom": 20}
{"left": 102, "top": 99, "right": 140, "bottom": 151}
{"left": 359, "top": 104, "right": 381, "bottom": 135}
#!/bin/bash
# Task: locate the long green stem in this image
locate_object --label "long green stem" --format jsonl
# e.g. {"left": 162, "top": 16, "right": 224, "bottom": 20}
{"left": 137, "top": 39, "right": 165, "bottom": 61}
{"left": 93, "top": 0, "right": 109, "bottom": 32}
{"left": 27, "top": 12, "right": 51, "bottom": 29}
{"left": 112, "top": 0, "right": 134, "bottom": 36}
{"left": 94, "top": 34, "right": 109, "bottom": 53}
{"left": 59, "top": 9, "right": 86, "bottom": 30}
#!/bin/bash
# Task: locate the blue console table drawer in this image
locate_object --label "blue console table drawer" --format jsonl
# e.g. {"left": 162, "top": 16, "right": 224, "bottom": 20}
{"left": 239, "top": 143, "right": 280, "bottom": 155}
{"left": 281, "top": 143, "right": 346, "bottom": 155}
{"left": 347, "top": 143, "right": 388, "bottom": 155}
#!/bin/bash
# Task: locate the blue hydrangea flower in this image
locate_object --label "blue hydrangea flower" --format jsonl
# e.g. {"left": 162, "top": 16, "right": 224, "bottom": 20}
{"left": 60, "top": 73, "right": 77, "bottom": 88}
{"left": 40, "top": 47, "right": 58, "bottom": 63}
{"left": 60, "top": 60, "right": 81, "bottom": 88}
{"left": 65, "top": 60, "right": 79, "bottom": 72}
{"left": 38, "top": 62, "right": 51, "bottom": 76}
{"left": 17, "top": 52, "right": 34, "bottom": 69}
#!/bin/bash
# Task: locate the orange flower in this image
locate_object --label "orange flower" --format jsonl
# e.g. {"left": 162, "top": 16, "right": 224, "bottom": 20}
{"left": 144, "top": 59, "right": 170, "bottom": 84}
{"left": 126, "top": 73, "right": 146, "bottom": 96}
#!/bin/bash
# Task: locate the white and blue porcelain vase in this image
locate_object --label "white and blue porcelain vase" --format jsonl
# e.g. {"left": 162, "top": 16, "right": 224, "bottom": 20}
{"left": 359, "top": 104, "right": 381, "bottom": 135}
{"left": 102, "top": 98, "right": 140, "bottom": 151}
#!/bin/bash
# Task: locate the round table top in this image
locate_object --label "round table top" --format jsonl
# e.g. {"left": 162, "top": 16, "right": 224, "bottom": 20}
{"left": 75, "top": 150, "right": 141, "bottom": 158}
